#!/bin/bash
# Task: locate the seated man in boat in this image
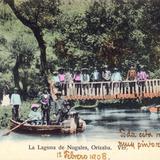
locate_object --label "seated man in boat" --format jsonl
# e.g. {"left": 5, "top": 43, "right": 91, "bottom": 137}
{"left": 56, "top": 101, "right": 71, "bottom": 124}
{"left": 28, "top": 104, "right": 42, "bottom": 125}
{"left": 53, "top": 91, "right": 65, "bottom": 113}
{"left": 61, "top": 111, "right": 86, "bottom": 133}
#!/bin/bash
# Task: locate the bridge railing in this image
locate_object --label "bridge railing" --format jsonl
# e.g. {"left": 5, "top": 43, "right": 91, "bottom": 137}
{"left": 50, "top": 79, "right": 160, "bottom": 100}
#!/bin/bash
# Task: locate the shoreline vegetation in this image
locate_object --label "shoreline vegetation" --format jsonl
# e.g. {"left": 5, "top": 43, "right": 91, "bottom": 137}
{"left": 0, "top": 98, "right": 159, "bottom": 129}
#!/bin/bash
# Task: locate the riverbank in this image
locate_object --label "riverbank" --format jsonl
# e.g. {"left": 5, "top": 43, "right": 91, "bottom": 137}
{"left": 0, "top": 101, "right": 59, "bottom": 129}
{"left": 0, "top": 102, "right": 31, "bottom": 129}
{"left": 1, "top": 98, "right": 160, "bottom": 129}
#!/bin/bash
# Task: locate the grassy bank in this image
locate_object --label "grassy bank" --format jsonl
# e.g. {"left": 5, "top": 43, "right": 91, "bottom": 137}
{"left": 0, "top": 102, "right": 31, "bottom": 129}
{"left": 0, "top": 100, "right": 57, "bottom": 129}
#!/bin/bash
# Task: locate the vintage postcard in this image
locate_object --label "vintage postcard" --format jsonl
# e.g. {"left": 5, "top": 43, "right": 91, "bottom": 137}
{"left": 0, "top": 0, "right": 160, "bottom": 160}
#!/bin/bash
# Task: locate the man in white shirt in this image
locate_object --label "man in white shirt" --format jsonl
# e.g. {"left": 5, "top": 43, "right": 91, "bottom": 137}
{"left": 111, "top": 68, "right": 122, "bottom": 95}
{"left": 102, "top": 65, "right": 111, "bottom": 95}
{"left": 11, "top": 88, "right": 22, "bottom": 121}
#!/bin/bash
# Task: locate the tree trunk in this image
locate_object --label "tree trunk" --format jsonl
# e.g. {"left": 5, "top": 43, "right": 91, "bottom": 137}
{"left": 12, "top": 57, "right": 20, "bottom": 89}
{"left": 5, "top": 0, "right": 48, "bottom": 76}
{"left": 32, "top": 27, "right": 47, "bottom": 75}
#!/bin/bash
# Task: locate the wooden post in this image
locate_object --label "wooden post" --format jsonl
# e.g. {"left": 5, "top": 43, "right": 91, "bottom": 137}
{"left": 103, "top": 84, "right": 106, "bottom": 96}
{"left": 111, "top": 82, "right": 114, "bottom": 96}
{"left": 62, "top": 79, "right": 160, "bottom": 100}
{"left": 158, "top": 80, "right": 160, "bottom": 95}
{"left": 93, "top": 83, "right": 95, "bottom": 96}
{"left": 82, "top": 84, "right": 84, "bottom": 96}
{"left": 89, "top": 84, "right": 91, "bottom": 98}
{"left": 100, "top": 82, "right": 103, "bottom": 97}
{"left": 135, "top": 81, "right": 139, "bottom": 96}
{"left": 73, "top": 83, "right": 76, "bottom": 96}
{"left": 127, "top": 82, "right": 130, "bottom": 96}
{"left": 146, "top": 81, "right": 149, "bottom": 95}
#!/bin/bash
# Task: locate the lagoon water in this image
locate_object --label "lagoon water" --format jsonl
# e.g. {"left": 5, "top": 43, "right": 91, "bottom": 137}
{"left": 0, "top": 107, "right": 160, "bottom": 142}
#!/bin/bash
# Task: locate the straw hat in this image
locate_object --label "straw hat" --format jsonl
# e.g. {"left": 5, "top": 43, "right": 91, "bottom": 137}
{"left": 31, "top": 104, "right": 40, "bottom": 109}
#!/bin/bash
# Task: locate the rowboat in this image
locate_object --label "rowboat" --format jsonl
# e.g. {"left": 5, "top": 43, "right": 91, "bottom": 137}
{"left": 148, "top": 106, "right": 160, "bottom": 113}
{"left": 140, "top": 105, "right": 160, "bottom": 113}
{"left": 10, "top": 116, "right": 86, "bottom": 134}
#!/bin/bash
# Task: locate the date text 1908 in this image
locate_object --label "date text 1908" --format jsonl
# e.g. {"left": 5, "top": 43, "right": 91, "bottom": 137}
{"left": 63, "top": 150, "right": 109, "bottom": 160}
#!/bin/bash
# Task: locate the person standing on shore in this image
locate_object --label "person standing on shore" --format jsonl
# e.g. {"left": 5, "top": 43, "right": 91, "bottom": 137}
{"left": 10, "top": 87, "right": 22, "bottom": 121}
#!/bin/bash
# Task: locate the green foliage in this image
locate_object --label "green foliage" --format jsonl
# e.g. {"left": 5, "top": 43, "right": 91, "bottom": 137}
{"left": 0, "top": 101, "right": 36, "bottom": 128}
{"left": 0, "top": 2, "right": 14, "bottom": 22}
{"left": 0, "top": 0, "right": 160, "bottom": 101}
{"left": 9, "top": 35, "right": 36, "bottom": 67}
{"left": 0, "top": 106, "right": 12, "bottom": 129}
{"left": 15, "top": 0, "right": 60, "bottom": 29}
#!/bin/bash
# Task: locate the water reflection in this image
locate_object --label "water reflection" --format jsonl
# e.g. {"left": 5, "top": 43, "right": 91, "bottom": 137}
{"left": 1, "top": 107, "right": 160, "bottom": 141}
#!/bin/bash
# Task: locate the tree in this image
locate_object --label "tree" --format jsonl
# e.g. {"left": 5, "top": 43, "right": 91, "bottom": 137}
{"left": 7, "top": 34, "right": 39, "bottom": 100}
{"left": 142, "top": 0, "right": 160, "bottom": 70}
{"left": 4, "top": 0, "right": 60, "bottom": 78}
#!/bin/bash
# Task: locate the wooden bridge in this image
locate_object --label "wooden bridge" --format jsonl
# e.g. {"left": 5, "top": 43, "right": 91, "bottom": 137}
{"left": 49, "top": 79, "right": 160, "bottom": 100}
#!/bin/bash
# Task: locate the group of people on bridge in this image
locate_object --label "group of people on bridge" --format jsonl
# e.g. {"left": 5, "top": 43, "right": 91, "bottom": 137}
{"left": 51, "top": 64, "right": 149, "bottom": 95}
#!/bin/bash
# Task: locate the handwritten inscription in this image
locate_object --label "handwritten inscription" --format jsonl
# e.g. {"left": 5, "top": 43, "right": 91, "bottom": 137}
{"left": 118, "top": 128, "right": 160, "bottom": 150}
{"left": 120, "top": 129, "right": 153, "bottom": 138}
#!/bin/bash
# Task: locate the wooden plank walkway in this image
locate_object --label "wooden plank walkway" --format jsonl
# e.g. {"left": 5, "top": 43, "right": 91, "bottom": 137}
{"left": 49, "top": 79, "right": 160, "bottom": 100}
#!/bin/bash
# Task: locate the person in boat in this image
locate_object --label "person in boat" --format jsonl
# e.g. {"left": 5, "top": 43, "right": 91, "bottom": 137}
{"left": 28, "top": 104, "right": 42, "bottom": 125}
{"left": 126, "top": 65, "right": 137, "bottom": 94}
{"left": 65, "top": 111, "right": 86, "bottom": 132}
{"left": 10, "top": 87, "right": 22, "bottom": 121}
{"left": 40, "top": 88, "right": 52, "bottom": 125}
{"left": 102, "top": 65, "right": 111, "bottom": 95}
{"left": 56, "top": 101, "right": 71, "bottom": 124}
{"left": 53, "top": 91, "right": 65, "bottom": 113}
{"left": 52, "top": 91, "right": 67, "bottom": 124}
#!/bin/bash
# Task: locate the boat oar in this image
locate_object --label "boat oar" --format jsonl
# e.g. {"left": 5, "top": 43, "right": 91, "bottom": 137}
{"left": 2, "top": 119, "right": 30, "bottom": 136}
